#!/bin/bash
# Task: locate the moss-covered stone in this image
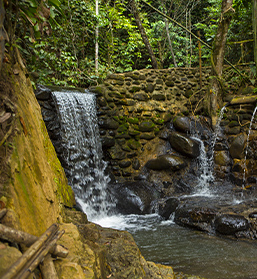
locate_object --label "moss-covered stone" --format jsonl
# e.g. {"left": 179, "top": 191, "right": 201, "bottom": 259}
{"left": 138, "top": 121, "right": 156, "bottom": 132}
{"left": 127, "top": 117, "right": 139, "bottom": 124}
{"left": 127, "top": 139, "right": 141, "bottom": 150}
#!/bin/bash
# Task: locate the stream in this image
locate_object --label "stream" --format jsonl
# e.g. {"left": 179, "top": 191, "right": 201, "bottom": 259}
{"left": 95, "top": 214, "right": 257, "bottom": 279}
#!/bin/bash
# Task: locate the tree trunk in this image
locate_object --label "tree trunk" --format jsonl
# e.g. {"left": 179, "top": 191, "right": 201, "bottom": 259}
{"left": 253, "top": 0, "right": 257, "bottom": 75}
{"left": 164, "top": 18, "right": 177, "bottom": 67}
{"left": 95, "top": 0, "right": 99, "bottom": 74}
{"left": 130, "top": 0, "right": 158, "bottom": 69}
{"left": 209, "top": 0, "right": 234, "bottom": 127}
{"left": 0, "top": 0, "right": 5, "bottom": 70}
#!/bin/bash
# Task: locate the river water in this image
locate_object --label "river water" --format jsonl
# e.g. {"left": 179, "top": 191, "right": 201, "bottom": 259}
{"left": 94, "top": 214, "right": 257, "bottom": 279}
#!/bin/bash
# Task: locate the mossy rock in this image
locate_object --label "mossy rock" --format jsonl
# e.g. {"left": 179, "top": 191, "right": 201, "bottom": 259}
{"left": 129, "top": 86, "right": 141, "bottom": 93}
{"left": 133, "top": 93, "right": 149, "bottom": 101}
{"left": 138, "top": 121, "right": 155, "bottom": 132}
{"left": 127, "top": 139, "right": 141, "bottom": 150}
{"left": 108, "top": 92, "right": 123, "bottom": 99}
{"left": 117, "top": 124, "right": 129, "bottom": 133}
{"left": 127, "top": 117, "right": 139, "bottom": 124}
{"left": 89, "top": 85, "right": 106, "bottom": 96}
{"left": 140, "top": 132, "right": 155, "bottom": 140}
{"left": 128, "top": 129, "right": 140, "bottom": 136}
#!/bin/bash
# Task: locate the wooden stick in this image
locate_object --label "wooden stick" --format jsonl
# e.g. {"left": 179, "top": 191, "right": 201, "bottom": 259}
{"left": 229, "top": 95, "right": 257, "bottom": 106}
{"left": 0, "top": 223, "right": 68, "bottom": 258}
{"left": 1, "top": 224, "right": 59, "bottom": 279}
{"left": 0, "top": 208, "right": 7, "bottom": 219}
{"left": 17, "top": 231, "right": 64, "bottom": 279}
{"left": 40, "top": 254, "right": 59, "bottom": 279}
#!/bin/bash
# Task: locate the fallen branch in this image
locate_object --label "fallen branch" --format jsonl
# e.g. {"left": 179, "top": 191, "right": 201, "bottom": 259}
{"left": 16, "top": 230, "right": 64, "bottom": 279}
{"left": 0, "top": 223, "right": 68, "bottom": 258}
{"left": 40, "top": 254, "right": 59, "bottom": 279}
{"left": 0, "top": 208, "right": 7, "bottom": 219}
{"left": 228, "top": 95, "right": 257, "bottom": 106}
{"left": 1, "top": 223, "right": 60, "bottom": 279}
{"left": 0, "top": 124, "right": 13, "bottom": 148}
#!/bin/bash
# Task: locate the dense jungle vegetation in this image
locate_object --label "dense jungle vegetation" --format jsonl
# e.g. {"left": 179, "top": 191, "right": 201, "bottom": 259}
{"left": 3, "top": 0, "right": 257, "bottom": 88}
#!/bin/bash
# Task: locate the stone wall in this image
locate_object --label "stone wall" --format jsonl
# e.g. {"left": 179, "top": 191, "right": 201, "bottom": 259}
{"left": 89, "top": 68, "right": 257, "bottom": 190}
{"left": 90, "top": 68, "right": 212, "bottom": 182}
{"left": 37, "top": 67, "right": 257, "bottom": 191}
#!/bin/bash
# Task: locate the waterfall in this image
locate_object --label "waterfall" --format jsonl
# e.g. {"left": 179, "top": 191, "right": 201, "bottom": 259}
{"left": 191, "top": 137, "right": 214, "bottom": 195}
{"left": 242, "top": 106, "right": 257, "bottom": 188}
{"left": 211, "top": 105, "right": 227, "bottom": 151}
{"left": 52, "top": 90, "right": 114, "bottom": 220}
{"left": 189, "top": 106, "right": 227, "bottom": 196}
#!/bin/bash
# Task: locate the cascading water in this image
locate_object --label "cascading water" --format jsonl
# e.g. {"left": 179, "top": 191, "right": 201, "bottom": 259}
{"left": 242, "top": 105, "right": 257, "bottom": 188}
{"left": 191, "top": 136, "right": 214, "bottom": 196}
{"left": 189, "top": 106, "right": 227, "bottom": 196}
{"left": 52, "top": 90, "right": 115, "bottom": 220}
{"left": 211, "top": 105, "right": 227, "bottom": 151}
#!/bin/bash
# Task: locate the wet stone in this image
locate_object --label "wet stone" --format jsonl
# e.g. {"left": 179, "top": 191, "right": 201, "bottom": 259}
{"left": 214, "top": 214, "right": 250, "bottom": 235}
{"left": 119, "top": 160, "right": 131, "bottom": 168}
{"left": 145, "top": 155, "right": 187, "bottom": 171}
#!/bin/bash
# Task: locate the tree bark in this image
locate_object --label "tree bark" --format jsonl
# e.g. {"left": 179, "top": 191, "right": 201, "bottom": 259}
{"left": 130, "top": 0, "right": 158, "bottom": 69}
{"left": 253, "top": 0, "right": 257, "bottom": 75}
{"left": 209, "top": 0, "right": 234, "bottom": 127}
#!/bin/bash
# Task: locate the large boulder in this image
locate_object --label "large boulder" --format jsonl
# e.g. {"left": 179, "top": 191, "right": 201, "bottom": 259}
{"left": 214, "top": 214, "right": 250, "bottom": 236}
{"left": 174, "top": 204, "right": 217, "bottom": 233}
{"left": 229, "top": 133, "right": 247, "bottom": 159}
{"left": 173, "top": 116, "right": 191, "bottom": 133}
{"left": 168, "top": 132, "right": 200, "bottom": 158}
{"left": 156, "top": 197, "right": 180, "bottom": 220}
{"left": 145, "top": 155, "right": 187, "bottom": 171}
{"left": 111, "top": 181, "right": 160, "bottom": 215}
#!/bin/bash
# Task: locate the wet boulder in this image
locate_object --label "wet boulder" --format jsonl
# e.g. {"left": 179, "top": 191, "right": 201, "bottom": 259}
{"left": 168, "top": 132, "right": 200, "bottom": 158}
{"left": 145, "top": 155, "right": 187, "bottom": 171}
{"left": 229, "top": 133, "right": 247, "bottom": 159}
{"left": 174, "top": 204, "right": 217, "bottom": 233}
{"left": 156, "top": 197, "right": 180, "bottom": 220}
{"left": 173, "top": 116, "right": 191, "bottom": 133}
{"left": 111, "top": 181, "right": 160, "bottom": 215}
{"left": 214, "top": 214, "right": 250, "bottom": 236}
{"left": 214, "top": 151, "right": 231, "bottom": 166}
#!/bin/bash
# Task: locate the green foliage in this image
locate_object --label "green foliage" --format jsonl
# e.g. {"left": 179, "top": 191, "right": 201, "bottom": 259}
{"left": 5, "top": 0, "right": 255, "bottom": 86}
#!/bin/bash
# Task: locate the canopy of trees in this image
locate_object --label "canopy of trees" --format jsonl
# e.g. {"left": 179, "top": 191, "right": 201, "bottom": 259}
{"left": 2, "top": 0, "right": 256, "bottom": 88}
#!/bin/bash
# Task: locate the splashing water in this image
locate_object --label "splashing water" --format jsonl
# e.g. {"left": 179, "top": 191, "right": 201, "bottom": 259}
{"left": 211, "top": 105, "right": 227, "bottom": 151}
{"left": 242, "top": 105, "right": 257, "bottom": 188}
{"left": 52, "top": 90, "right": 115, "bottom": 220}
{"left": 191, "top": 137, "right": 214, "bottom": 196}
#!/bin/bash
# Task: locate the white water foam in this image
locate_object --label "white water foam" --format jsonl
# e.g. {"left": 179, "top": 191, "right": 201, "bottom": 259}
{"left": 92, "top": 213, "right": 174, "bottom": 232}
{"left": 52, "top": 90, "right": 115, "bottom": 220}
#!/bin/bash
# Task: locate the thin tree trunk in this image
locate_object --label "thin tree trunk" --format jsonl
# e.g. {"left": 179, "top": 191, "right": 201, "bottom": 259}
{"left": 130, "top": 0, "right": 158, "bottom": 69}
{"left": 209, "top": 0, "right": 234, "bottom": 127}
{"left": 253, "top": 0, "right": 257, "bottom": 75}
{"left": 95, "top": 0, "right": 99, "bottom": 74}
{"left": 0, "top": 0, "right": 5, "bottom": 70}
{"left": 164, "top": 18, "right": 177, "bottom": 67}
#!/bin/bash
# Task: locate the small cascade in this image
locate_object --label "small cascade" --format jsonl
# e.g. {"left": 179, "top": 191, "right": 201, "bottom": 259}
{"left": 211, "top": 105, "right": 227, "bottom": 151}
{"left": 242, "top": 106, "right": 257, "bottom": 188}
{"left": 191, "top": 137, "right": 214, "bottom": 195}
{"left": 52, "top": 90, "right": 115, "bottom": 220}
